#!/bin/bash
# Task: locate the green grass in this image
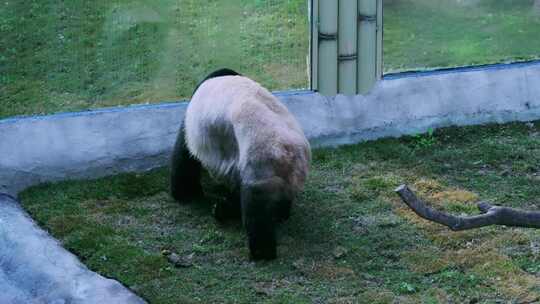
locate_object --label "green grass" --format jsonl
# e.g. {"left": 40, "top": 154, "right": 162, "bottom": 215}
{"left": 3, "top": 0, "right": 540, "bottom": 118}
{"left": 20, "top": 121, "right": 540, "bottom": 303}
{"left": 0, "top": 0, "right": 308, "bottom": 118}
{"left": 383, "top": 0, "right": 540, "bottom": 73}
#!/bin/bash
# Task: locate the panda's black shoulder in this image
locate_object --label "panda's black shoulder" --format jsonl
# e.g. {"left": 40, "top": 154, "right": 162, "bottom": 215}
{"left": 193, "top": 68, "right": 242, "bottom": 95}
{"left": 203, "top": 68, "right": 241, "bottom": 80}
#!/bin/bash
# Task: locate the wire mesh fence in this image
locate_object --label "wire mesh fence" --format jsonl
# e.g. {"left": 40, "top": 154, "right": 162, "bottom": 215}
{"left": 1, "top": 0, "right": 310, "bottom": 118}
{"left": 4, "top": 0, "right": 540, "bottom": 118}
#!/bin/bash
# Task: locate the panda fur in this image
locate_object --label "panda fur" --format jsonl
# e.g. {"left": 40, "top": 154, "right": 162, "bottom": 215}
{"left": 170, "top": 68, "right": 311, "bottom": 260}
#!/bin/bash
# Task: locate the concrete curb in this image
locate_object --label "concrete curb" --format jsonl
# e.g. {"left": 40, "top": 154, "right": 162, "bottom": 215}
{"left": 0, "top": 194, "right": 147, "bottom": 304}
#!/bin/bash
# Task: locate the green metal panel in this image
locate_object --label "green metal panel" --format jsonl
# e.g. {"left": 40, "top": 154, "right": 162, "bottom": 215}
{"left": 357, "top": 0, "right": 377, "bottom": 94}
{"left": 318, "top": 0, "right": 338, "bottom": 96}
{"left": 338, "top": 0, "right": 358, "bottom": 95}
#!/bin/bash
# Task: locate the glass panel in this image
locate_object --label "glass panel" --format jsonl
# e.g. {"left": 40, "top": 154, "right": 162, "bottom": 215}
{"left": 383, "top": 0, "right": 540, "bottom": 73}
{"left": 1, "top": 0, "right": 309, "bottom": 119}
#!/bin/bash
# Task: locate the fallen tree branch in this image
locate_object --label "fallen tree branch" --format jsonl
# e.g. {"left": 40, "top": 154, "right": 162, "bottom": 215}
{"left": 395, "top": 184, "right": 540, "bottom": 231}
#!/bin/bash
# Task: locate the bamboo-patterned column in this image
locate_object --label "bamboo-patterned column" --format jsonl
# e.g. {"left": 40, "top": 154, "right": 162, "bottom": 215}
{"left": 317, "top": 0, "right": 338, "bottom": 95}
{"left": 338, "top": 0, "right": 358, "bottom": 95}
{"left": 357, "top": 0, "right": 378, "bottom": 94}
{"left": 311, "top": 0, "right": 382, "bottom": 95}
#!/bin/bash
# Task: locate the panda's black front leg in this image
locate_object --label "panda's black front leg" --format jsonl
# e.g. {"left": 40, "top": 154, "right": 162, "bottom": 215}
{"left": 241, "top": 183, "right": 277, "bottom": 260}
{"left": 170, "top": 121, "right": 203, "bottom": 202}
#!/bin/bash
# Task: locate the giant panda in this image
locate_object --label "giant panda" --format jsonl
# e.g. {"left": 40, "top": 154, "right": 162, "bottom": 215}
{"left": 170, "top": 68, "right": 311, "bottom": 260}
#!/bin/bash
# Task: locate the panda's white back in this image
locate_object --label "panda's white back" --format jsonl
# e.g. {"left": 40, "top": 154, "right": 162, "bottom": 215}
{"left": 185, "top": 76, "right": 310, "bottom": 191}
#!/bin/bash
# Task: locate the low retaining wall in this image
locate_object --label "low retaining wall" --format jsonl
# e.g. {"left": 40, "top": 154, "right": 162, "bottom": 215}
{"left": 0, "top": 194, "right": 146, "bottom": 304}
{"left": 1, "top": 61, "right": 540, "bottom": 196}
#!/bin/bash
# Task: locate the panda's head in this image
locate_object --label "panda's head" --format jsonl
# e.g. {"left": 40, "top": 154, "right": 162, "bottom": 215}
{"left": 241, "top": 177, "right": 293, "bottom": 260}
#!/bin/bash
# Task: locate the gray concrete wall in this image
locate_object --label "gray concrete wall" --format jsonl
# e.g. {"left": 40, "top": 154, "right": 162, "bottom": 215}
{"left": 1, "top": 61, "right": 540, "bottom": 197}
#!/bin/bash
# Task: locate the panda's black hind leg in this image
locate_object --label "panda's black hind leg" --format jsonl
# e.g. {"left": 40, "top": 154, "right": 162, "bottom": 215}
{"left": 170, "top": 121, "right": 203, "bottom": 202}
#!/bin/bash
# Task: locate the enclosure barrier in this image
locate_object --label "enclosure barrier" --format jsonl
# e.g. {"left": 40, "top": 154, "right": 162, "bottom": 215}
{"left": 311, "top": 0, "right": 382, "bottom": 95}
{"left": 2, "top": 61, "right": 540, "bottom": 197}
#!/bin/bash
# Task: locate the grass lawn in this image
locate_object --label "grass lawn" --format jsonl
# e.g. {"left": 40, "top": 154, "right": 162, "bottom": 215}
{"left": 383, "top": 0, "right": 540, "bottom": 73}
{"left": 3, "top": 0, "right": 540, "bottom": 118}
{"left": 20, "top": 121, "right": 540, "bottom": 303}
{"left": 0, "top": 0, "right": 308, "bottom": 118}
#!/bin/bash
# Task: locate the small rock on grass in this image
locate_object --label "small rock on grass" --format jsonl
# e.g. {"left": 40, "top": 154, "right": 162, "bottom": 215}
{"left": 333, "top": 246, "right": 348, "bottom": 259}
{"left": 292, "top": 258, "right": 305, "bottom": 270}
{"left": 162, "top": 250, "right": 194, "bottom": 268}
{"left": 254, "top": 282, "right": 274, "bottom": 297}
{"left": 500, "top": 169, "right": 512, "bottom": 177}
